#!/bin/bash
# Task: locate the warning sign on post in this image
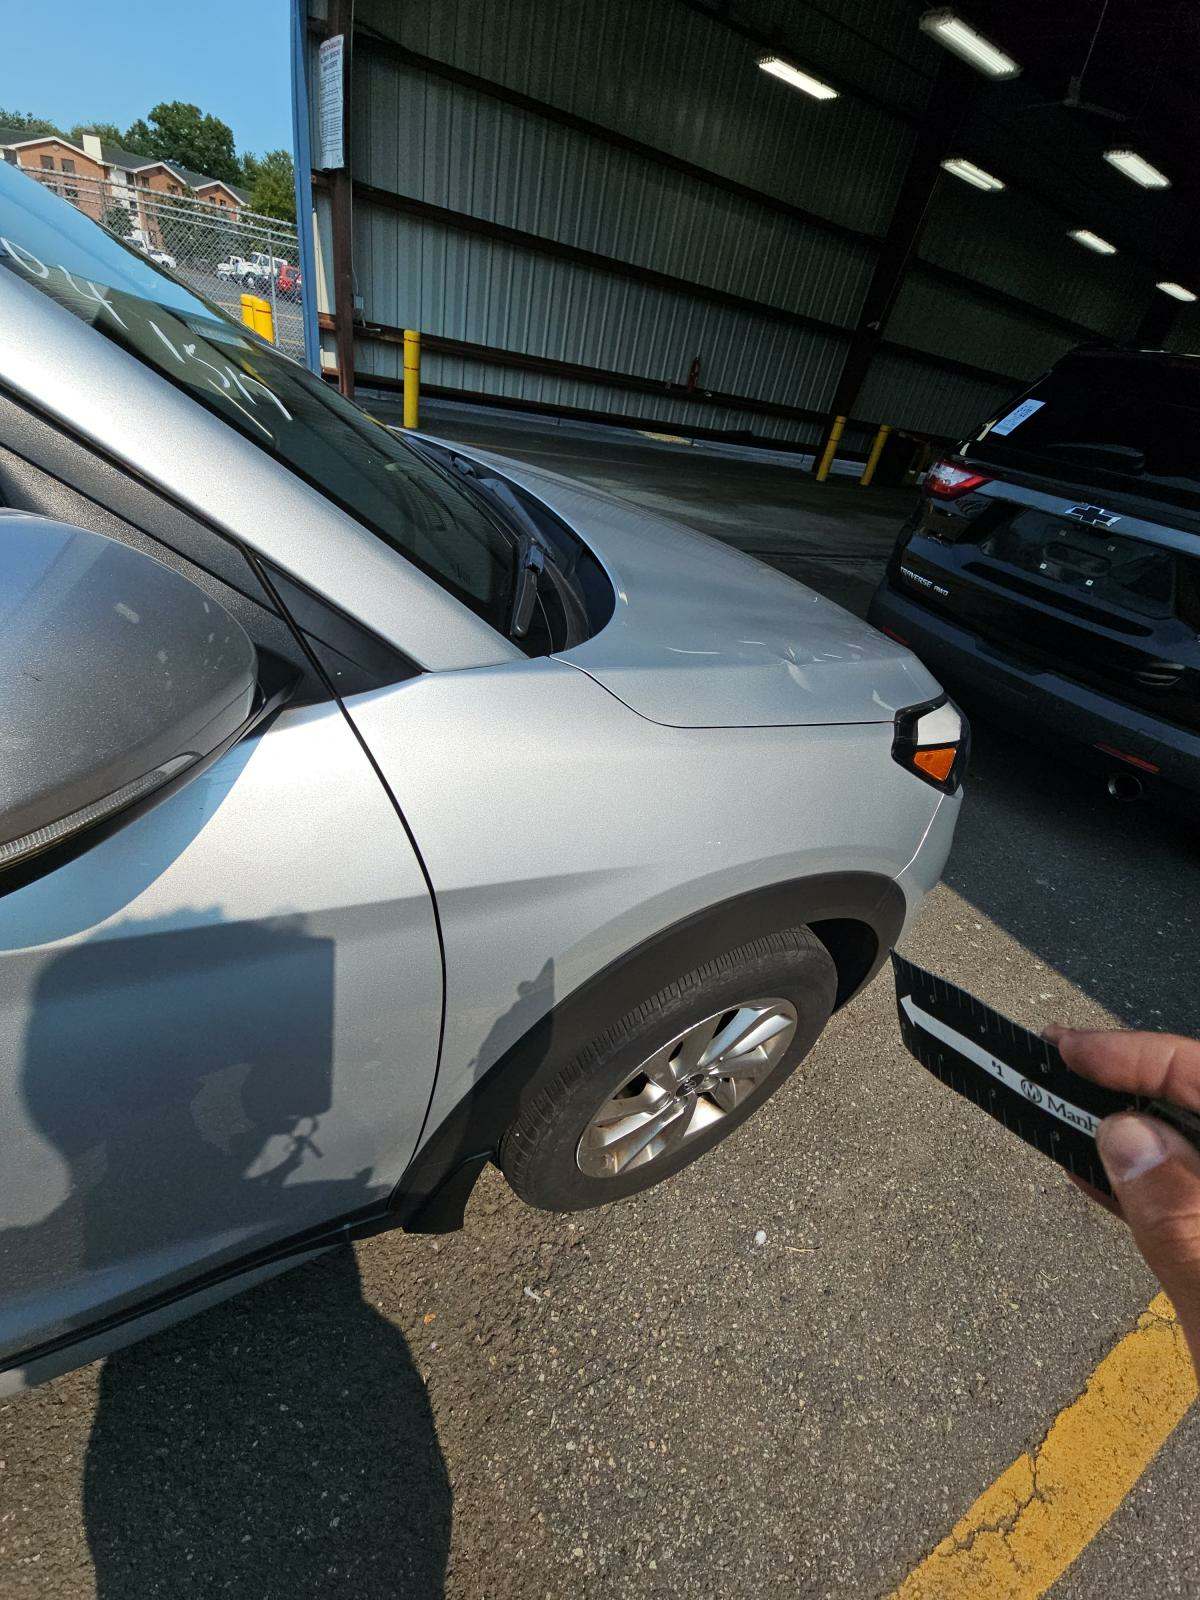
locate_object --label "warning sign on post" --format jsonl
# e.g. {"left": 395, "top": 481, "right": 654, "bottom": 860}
{"left": 317, "top": 34, "right": 345, "bottom": 170}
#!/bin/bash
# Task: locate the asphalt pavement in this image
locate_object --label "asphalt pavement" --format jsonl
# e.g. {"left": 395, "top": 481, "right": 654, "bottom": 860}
{"left": 2, "top": 409, "right": 1198, "bottom": 1598}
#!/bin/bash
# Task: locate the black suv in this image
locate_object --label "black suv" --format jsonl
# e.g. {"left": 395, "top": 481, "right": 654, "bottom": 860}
{"left": 868, "top": 348, "right": 1200, "bottom": 804}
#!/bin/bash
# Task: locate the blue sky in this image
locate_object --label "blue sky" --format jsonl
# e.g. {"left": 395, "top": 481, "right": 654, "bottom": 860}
{"left": 4, "top": 0, "right": 293, "bottom": 159}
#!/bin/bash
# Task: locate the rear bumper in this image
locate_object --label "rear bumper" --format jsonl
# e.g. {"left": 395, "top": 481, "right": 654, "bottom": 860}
{"left": 868, "top": 583, "right": 1200, "bottom": 801}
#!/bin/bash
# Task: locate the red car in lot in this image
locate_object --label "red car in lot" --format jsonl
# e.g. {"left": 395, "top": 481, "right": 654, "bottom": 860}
{"left": 276, "top": 262, "right": 302, "bottom": 301}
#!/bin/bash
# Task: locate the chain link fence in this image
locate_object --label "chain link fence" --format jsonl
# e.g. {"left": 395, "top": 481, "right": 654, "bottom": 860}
{"left": 22, "top": 166, "right": 306, "bottom": 361}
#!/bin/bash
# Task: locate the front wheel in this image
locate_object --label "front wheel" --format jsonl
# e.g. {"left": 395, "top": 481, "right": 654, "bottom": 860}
{"left": 499, "top": 927, "right": 837, "bottom": 1211}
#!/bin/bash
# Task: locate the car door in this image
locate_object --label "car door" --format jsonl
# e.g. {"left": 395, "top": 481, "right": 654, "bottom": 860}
{"left": 0, "top": 168, "right": 536, "bottom": 1371}
{"left": 0, "top": 448, "right": 444, "bottom": 1369}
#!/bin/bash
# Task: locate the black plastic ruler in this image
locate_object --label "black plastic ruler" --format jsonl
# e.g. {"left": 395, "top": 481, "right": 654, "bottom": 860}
{"left": 892, "top": 952, "right": 1200, "bottom": 1196}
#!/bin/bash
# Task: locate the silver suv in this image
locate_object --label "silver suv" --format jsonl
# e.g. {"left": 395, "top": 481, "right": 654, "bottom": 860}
{"left": 0, "top": 169, "right": 963, "bottom": 1390}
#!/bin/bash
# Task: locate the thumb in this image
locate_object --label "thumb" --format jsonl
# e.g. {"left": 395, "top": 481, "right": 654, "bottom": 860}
{"left": 1098, "top": 1113, "right": 1200, "bottom": 1373}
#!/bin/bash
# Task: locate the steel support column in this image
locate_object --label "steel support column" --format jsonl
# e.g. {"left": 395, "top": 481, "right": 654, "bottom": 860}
{"left": 327, "top": 0, "right": 356, "bottom": 398}
{"left": 289, "top": 0, "right": 321, "bottom": 373}
{"left": 811, "top": 61, "right": 972, "bottom": 474}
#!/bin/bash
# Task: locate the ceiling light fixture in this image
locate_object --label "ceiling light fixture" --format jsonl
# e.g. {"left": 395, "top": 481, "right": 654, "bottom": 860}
{"left": 1104, "top": 149, "right": 1170, "bottom": 188}
{"left": 941, "top": 157, "right": 1005, "bottom": 192}
{"left": 919, "top": 9, "right": 1020, "bottom": 78}
{"left": 1068, "top": 229, "right": 1117, "bottom": 255}
{"left": 1157, "top": 282, "right": 1196, "bottom": 303}
{"left": 757, "top": 54, "right": 839, "bottom": 100}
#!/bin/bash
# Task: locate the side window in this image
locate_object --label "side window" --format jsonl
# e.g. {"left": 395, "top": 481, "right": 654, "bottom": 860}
{"left": 0, "top": 390, "right": 418, "bottom": 705}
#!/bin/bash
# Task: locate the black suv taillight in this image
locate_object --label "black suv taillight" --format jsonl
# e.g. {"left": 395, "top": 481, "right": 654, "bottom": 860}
{"left": 925, "top": 459, "right": 992, "bottom": 501}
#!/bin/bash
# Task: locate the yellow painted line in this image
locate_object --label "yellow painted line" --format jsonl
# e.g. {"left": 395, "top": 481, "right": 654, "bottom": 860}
{"left": 890, "top": 1293, "right": 1197, "bottom": 1600}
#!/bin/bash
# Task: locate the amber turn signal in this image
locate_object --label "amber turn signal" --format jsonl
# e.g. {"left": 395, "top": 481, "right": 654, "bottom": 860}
{"left": 912, "top": 745, "right": 958, "bottom": 783}
{"left": 891, "top": 697, "right": 967, "bottom": 793}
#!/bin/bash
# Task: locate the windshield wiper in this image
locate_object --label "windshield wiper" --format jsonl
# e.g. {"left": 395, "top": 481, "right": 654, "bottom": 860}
{"left": 435, "top": 452, "right": 553, "bottom": 637}
{"left": 509, "top": 538, "right": 546, "bottom": 638}
{"left": 406, "top": 437, "right": 589, "bottom": 644}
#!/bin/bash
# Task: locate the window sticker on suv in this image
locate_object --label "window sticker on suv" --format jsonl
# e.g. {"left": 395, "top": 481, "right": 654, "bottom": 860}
{"left": 988, "top": 398, "right": 1046, "bottom": 437}
{"left": 971, "top": 353, "right": 1200, "bottom": 513}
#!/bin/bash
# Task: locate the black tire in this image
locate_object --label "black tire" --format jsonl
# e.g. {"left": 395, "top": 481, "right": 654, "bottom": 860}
{"left": 243, "top": 274, "right": 259, "bottom": 293}
{"left": 499, "top": 927, "right": 837, "bottom": 1211}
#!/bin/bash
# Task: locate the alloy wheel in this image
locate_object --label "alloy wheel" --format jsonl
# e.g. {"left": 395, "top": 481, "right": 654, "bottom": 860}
{"left": 575, "top": 997, "right": 799, "bottom": 1178}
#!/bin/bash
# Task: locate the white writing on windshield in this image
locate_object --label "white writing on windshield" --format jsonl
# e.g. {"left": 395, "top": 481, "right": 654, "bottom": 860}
{"left": 1, "top": 236, "right": 292, "bottom": 432}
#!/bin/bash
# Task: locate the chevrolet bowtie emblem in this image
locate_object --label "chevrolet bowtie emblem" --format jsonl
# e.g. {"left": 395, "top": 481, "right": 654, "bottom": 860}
{"left": 1066, "top": 503, "right": 1121, "bottom": 528}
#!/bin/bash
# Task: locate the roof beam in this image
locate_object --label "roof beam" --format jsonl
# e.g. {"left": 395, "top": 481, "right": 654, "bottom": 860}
{"left": 810, "top": 57, "right": 978, "bottom": 470}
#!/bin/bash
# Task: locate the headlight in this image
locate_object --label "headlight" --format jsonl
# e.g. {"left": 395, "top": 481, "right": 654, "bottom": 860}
{"left": 892, "top": 696, "right": 968, "bottom": 793}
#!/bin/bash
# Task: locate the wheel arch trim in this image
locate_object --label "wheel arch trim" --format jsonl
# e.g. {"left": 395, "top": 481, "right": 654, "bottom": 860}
{"left": 395, "top": 869, "right": 904, "bottom": 1231}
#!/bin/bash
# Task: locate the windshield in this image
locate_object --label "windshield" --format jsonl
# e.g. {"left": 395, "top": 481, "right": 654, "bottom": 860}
{"left": 970, "top": 353, "right": 1200, "bottom": 513}
{"left": 0, "top": 165, "right": 516, "bottom": 632}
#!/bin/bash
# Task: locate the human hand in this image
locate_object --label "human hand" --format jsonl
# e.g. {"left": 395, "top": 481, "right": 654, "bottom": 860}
{"left": 1044, "top": 1024, "right": 1200, "bottom": 1377}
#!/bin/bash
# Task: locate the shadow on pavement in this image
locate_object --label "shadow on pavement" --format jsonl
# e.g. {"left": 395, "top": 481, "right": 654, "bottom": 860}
{"left": 83, "top": 1247, "right": 450, "bottom": 1598}
{"left": 2, "top": 877, "right": 564, "bottom": 1597}
{"left": 942, "top": 717, "right": 1200, "bottom": 1036}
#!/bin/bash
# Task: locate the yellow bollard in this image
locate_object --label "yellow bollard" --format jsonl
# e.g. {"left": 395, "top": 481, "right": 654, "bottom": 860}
{"left": 403, "top": 328, "right": 421, "bottom": 428}
{"left": 240, "top": 293, "right": 275, "bottom": 344}
{"left": 815, "top": 414, "right": 846, "bottom": 483}
{"left": 859, "top": 423, "right": 891, "bottom": 487}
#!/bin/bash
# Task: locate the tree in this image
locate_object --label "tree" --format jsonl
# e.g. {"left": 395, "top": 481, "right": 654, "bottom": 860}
{"left": 123, "top": 102, "right": 241, "bottom": 184}
{"left": 101, "top": 203, "right": 133, "bottom": 240}
{"left": 0, "top": 108, "right": 65, "bottom": 138}
{"left": 244, "top": 149, "right": 295, "bottom": 221}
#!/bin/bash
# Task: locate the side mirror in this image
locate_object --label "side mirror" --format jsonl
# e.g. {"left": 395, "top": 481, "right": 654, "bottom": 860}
{"left": 0, "top": 512, "right": 258, "bottom": 873}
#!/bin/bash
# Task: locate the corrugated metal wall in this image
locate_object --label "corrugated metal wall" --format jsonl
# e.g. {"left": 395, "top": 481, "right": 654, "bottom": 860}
{"left": 310, "top": 0, "right": 1180, "bottom": 450}
{"left": 1167, "top": 306, "right": 1200, "bottom": 355}
{"left": 357, "top": 0, "right": 916, "bottom": 234}
{"left": 334, "top": 0, "right": 907, "bottom": 449}
{"left": 353, "top": 208, "right": 853, "bottom": 440}
{"left": 915, "top": 183, "right": 1148, "bottom": 343}
{"left": 353, "top": 59, "right": 875, "bottom": 327}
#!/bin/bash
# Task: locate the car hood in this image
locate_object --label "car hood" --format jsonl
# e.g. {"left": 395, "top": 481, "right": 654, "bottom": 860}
{"left": 442, "top": 442, "right": 942, "bottom": 728}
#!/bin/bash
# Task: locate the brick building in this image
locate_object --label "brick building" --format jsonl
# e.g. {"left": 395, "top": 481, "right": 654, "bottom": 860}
{"left": 0, "top": 128, "right": 247, "bottom": 248}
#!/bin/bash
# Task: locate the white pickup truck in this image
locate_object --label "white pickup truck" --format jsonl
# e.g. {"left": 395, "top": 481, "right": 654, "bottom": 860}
{"left": 137, "top": 243, "right": 176, "bottom": 270}
{"left": 215, "top": 252, "right": 282, "bottom": 291}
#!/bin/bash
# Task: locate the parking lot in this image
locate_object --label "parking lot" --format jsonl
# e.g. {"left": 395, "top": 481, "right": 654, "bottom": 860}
{"left": 3, "top": 413, "right": 1197, "bottom": 1599}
